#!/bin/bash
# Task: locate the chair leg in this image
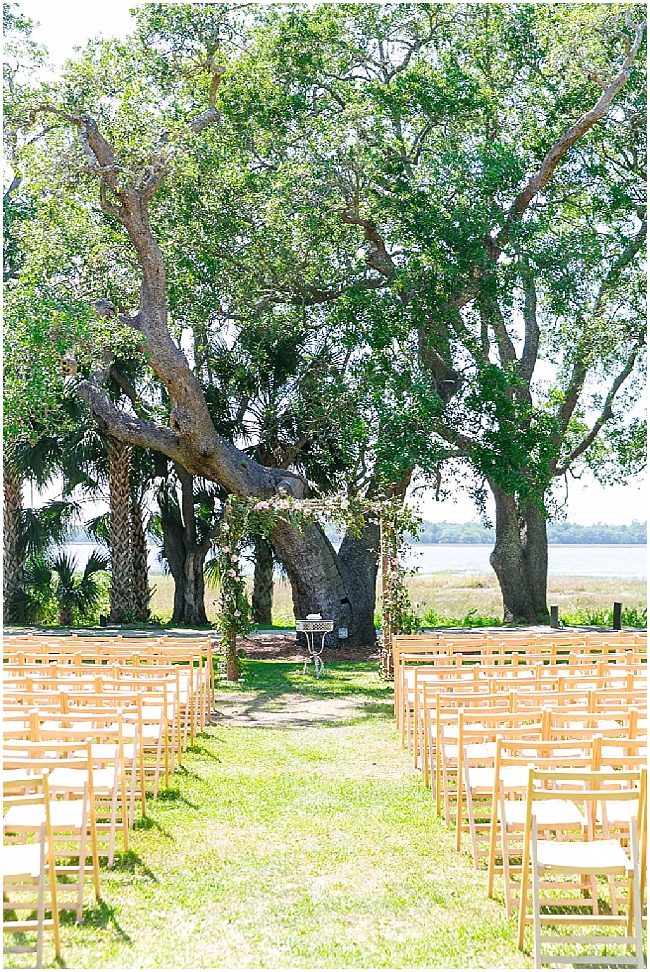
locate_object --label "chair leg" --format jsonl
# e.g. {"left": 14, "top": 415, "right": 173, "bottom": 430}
{"left": 36, "top": 837, "right": 46, "bottom": 969}
{"left": 608, "top": 873, "right": 619, "bottom": 916}
{"left": 517, "top": 827, "right": 531, "bottom": 951}
{"left": 89, "top": 798, "right": 101, "bottom": 901}
{"left": 139, "top": 738, "right": 147, "bottom": 816}
{"left": 530, "top": 822, "right": 542, "bottom": 969}
{"left": 465, "top": 785, "right": 480, "bottom": 868}
{"left": 486, "top": 797, "right": 499, "bottom": 899}
{"left": 455, "top": 775, "right": 464, "bottom": 853}
{"left": 629, "top": 818, "right": 644, "bottom": 968}
{"left": 47, "top": 828, "right": 61, "bottom": 959}
{"left": 502, "top": 824, "right": 515, "bottom": 917}
{"left": 76, "top": 822, "right": 88, "bottom": 922}
{"left": 120, "top": 767, "right": 129, "bottom": 852}
{"left": 108, "top": 786, "right": 118, "bottom": 866}
{"left": 435, "top": 733, "right": 442, "bottom": 817}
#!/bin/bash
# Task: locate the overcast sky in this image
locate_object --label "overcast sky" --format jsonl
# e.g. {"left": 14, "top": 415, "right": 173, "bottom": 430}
{"left": 16, "top": 0, "right": 648, "bottom": 526}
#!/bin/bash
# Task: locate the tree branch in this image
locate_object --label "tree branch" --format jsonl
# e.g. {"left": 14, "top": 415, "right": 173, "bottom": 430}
{"left": 339, "top": 210, "right": 397, "bottom": 278}
{"left": 555, "top": 358, "right": 589, "bottom": 445}
{"left": 480, "top": 295, "right": 516, "bottom": 368}
{"left": 3, "top": 173, "right": 22, "bottom": 207}
{"left": 553, "top": 218, "right": 646, "bottom": 440}
{"left": 554, "top": 334, "right": 645, "bottom": 475}
{"left": 494, "top": 21, "right": 645, "bottom": 250}
{"left": 593, "top": 218, "right": 647, "bottom": 316}
{"left": 518, "top": 267, "right": 539, "bottom": 382}
{"left": 432, "top": 419, "right": 476, "bottom": 457}
{"left": 285, "top": 274, "right": 388, "bottom": 306}
{"left": 75, "top": 377, "right": 184, "bottom": 458}
{"left": 281, "top": 432, "right": 310, "bottom": 469}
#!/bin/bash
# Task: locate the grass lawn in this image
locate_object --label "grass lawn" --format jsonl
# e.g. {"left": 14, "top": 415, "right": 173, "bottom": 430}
{"left": 24, "top": 661, "right": 533, "bottom": 969}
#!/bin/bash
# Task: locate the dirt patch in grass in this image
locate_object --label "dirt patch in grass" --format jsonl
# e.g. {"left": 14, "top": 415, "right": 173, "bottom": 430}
{"left": 212, "top": 692, "right": 371, "bottom": 728}
{"left": 240, "top": 633, "right": 380, "bottom": 663}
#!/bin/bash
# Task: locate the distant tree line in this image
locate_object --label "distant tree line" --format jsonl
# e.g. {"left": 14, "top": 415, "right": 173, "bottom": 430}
{"left": 412, "top": 521, "right": 647, "bottom": 545}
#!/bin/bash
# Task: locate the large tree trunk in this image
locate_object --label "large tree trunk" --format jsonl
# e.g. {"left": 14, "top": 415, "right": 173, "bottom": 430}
{"left": 252, "top": 536, "right": 274, "bottom": 626}
{"left": 337, "top": 518, "right": 380, "bottom": 646}
{"left": 108, "top": 437, "right": 134, "bottom": 623}
{"left": 131, "top": 500, "right": 151, "bottom": 622}
{"left": 3, "top": 469, "right": 23, "bottom": 613}
{"left": 182, "top": 547, "right": 208, "bottom": 627}
{"left": 271, "top": 519, "right": 353, "bottom": 646}
{"left": 489, "top": 483, "right": 549, "bottom": 623}
{"left": 176, "top": 466, "right": 209, "bottom": 626}
{"left": 158, "top": 466, "right": 209, "bottom": 626}
{"left": 159, "top": 498, "right": 187, "bottom": 622}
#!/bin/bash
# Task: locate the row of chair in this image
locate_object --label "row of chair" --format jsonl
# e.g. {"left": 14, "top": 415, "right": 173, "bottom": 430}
{"left": 391, "top": 632, "right": 647, "bottom": 967}
{"left": 3, "top": 632, "right": 219, "bottom": 966}
{"left": 396, "top": 639, "right": 645, "bottom": 751}
{"left": 4, "top": 633, "right": 216, "bottom": 733}
{"left": 393, "top": 636, "right": 647, "bottom": 735}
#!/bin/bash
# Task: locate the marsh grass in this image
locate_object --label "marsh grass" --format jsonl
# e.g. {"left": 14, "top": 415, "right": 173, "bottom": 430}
{"left": 149, "top": 572, "right": 646, "bottom": 629}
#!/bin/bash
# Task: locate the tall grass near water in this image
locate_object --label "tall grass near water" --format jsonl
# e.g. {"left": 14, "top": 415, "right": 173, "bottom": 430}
{"left": 148, "top": 572, "right": 647, "bottom": 629}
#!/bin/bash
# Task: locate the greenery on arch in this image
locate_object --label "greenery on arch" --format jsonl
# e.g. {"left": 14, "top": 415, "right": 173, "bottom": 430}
{"left": 213, "top": 493, "right": 421, "bottom": 679}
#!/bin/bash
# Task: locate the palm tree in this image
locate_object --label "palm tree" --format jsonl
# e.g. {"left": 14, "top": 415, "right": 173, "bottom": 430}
{"left": 3, "top": 465, "right": 23, "bottom": 606}
{"left": 64, "top": 419, "right": 154, "bottom": 624}
{"left": 129, "top": 448, "right": 154, "bottom": 623}
{"left": 3, "top": 431, "right": 68, "bottom": 619}
{"left": 4, "top": 555, "right": 54, "bottom": 624}
{"left": 107, "top": 437, "right": 134, "bottom": 623}
{"left": 50, "top": 550, "right": 109, "bottom": 627}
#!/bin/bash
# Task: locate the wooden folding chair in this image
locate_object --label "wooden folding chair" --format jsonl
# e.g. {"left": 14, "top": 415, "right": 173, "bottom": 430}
{"left": 61, "top": 687, "right": 168, "bottom": 818}
{"left": 517, "top": 768, "right": 646, "bottom": 968}
{"left": 486, "top": 735, "right": 600, "bottom": 916}
{"left": 34, "top": 711, "right": 130, "bottom": 864}
{"left": 3, "top": 740, "right": 101, "bottom": 921}
{"left": 455, "top": 710, "right": 552, "bottom": 867}
{"left": 3, "top": 772, "right": 61, "bottom": 967}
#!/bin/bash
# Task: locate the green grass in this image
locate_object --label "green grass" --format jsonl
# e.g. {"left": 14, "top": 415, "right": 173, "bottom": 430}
{"left": 14, "top": 661, "right": 533, "bottom": 969}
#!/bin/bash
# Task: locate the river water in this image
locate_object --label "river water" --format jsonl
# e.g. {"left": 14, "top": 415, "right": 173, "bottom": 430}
{"left": 64, "top": 542, "right": 647, "bottom": 579}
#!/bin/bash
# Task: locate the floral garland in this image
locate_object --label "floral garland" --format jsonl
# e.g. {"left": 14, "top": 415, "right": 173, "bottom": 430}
{"left": 213, "top": 493, "right": 420, "bottom": 679}
{"left": 378, "top": 502, "right": 422, "bottom": 678}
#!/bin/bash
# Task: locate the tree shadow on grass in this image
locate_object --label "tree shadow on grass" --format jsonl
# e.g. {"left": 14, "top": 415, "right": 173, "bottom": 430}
{"left": 319, "top": 700, "right": 394, "bottom": 724}
{"left": 185, "top": 743, "right": 222, "bottom": 761}
{"left": 168, "top": 764, "right": 210, "bottom": 783}
{"left": 219, "top": 660, "right": 392, "bottom": 703}
{"left": 208, "top": 685, "right": 395, "bottom": 731}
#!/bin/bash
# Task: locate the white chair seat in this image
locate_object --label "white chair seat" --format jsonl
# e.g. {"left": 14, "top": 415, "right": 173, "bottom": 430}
{"left": 5, "top": 799, "right": 86, "bottom": 829}
{"left": 502, "top": 798, "right": 583, "bottom": 829}
{"left": 49, "top": 768, "right": 91, "bottom": 789}
{"left": 50, "top": 767, "right": 115, "bottom": 792}
{"left": 536, "top": 837, "right": 632, "bottom": 875}
{"left": 597, "top": 799, "right": 638, "bottom": 827}
{"left": 3, "top": 841, "right": 43, "bottom": 879}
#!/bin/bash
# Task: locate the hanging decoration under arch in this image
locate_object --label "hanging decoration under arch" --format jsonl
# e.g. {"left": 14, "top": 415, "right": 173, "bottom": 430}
{"left": 213, "top": 494, "right": 421, "bottom": 681}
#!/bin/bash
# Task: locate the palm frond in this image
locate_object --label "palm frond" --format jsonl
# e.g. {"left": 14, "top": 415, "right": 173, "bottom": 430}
{"left": 204, "top": 556, "right": 221, "bottom": 588}
{"left": 83, "top": 549, "right": 111, "bottom": 577}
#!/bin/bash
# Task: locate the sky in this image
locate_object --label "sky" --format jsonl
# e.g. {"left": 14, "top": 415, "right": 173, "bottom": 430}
{"left": 14, "top": 0, "right": 649, "bottom": 528}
